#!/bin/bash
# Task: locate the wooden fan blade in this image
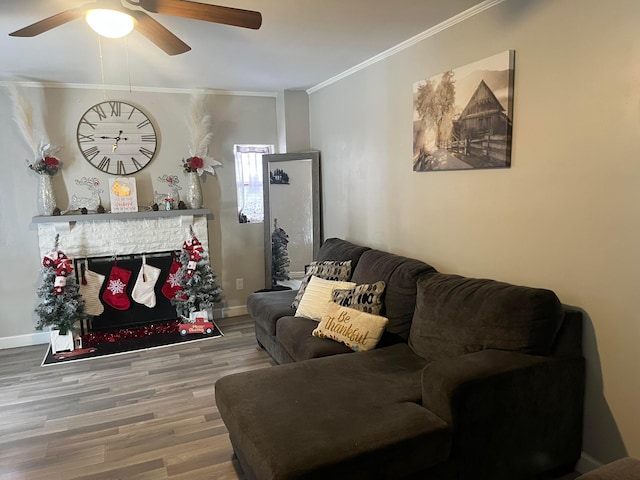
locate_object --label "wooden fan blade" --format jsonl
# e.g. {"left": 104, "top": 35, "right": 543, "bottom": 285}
{"left": 9, "top": 9, "right": 83, "bottom": 37}
{"left": 129, "top": 10, "right": 191, "bottom": 55}
{"left": 137, "top": 0, "right": 262, "bottom": 30}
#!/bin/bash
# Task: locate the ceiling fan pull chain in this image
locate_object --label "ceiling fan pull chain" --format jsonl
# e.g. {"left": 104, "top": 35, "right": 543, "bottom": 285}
{"left": 126, "top": 36, "right": 132, "bottom": 94}
{"left": 98, "top": 36, "right": 107, "bottom": 101}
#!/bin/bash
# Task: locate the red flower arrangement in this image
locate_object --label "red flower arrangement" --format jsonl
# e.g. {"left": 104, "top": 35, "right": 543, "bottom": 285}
{"left": 29, "top": 156, "right": 62, "bottom": 175}
{"left": 181, "top": 156, "right": 216, "bottom": 176}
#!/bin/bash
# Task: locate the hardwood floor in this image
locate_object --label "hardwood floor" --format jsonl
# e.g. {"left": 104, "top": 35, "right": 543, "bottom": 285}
{"left": 0, "top": 315, "right": 272, "bottom": 480}
{"left": 0, "top": 315, "right": 581, "bottom": 479}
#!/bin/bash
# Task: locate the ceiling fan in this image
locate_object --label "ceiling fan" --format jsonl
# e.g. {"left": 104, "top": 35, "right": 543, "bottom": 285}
{"left": 9, "top": 0, "right": 262, "bottom": 56}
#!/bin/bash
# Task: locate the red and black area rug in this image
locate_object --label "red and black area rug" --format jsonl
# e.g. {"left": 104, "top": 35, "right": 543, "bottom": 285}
{"left": 41, "top": 320, "right": 223, "bottom": 366}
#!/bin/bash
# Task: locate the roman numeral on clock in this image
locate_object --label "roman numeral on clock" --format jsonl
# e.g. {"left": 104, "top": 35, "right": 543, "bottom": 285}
{"left": 83, "top": 146, "right": 100, "bottom": 161}
{"left": 139, "top": 147, "right": 154, "bottom": 159}
{"left": 78, "top": 133, "right": 95, "bottom": 143}
{"left": 79, "top": 118, "right": 97, "bottom": 130}
{"left": 131, "top": 157, "right": 143, "bottom": 171}
{"left": 97, "top": 156, "right": 111, "bottom": 171}
{"left": 127, "top": 106, "right": 138, "bottom": 120}
{"left": 108, "top": 101, "right": 121, "bottom": 117}
{"left": 137, "top": 119, "right": 151, "bottom": 129}
{"left": 90, "top": 104, "right": 107, "bottom": 120}
{"left": 117, "top": 160, "right": 126, "bottom": 175}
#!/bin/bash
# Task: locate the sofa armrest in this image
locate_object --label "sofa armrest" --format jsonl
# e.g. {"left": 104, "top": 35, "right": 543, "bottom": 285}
{"left": 422, "top": 349, "right": 585, "bottom": 478}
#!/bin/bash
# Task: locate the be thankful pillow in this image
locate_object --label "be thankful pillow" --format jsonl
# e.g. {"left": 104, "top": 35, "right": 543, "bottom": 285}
{"left": 313, "top": 302, "right": 389, "bottom": 352}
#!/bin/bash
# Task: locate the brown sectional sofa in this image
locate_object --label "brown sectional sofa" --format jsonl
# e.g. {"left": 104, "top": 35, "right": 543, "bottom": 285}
{"left": 216, "top": 238, "right": 585, "bottom": 479}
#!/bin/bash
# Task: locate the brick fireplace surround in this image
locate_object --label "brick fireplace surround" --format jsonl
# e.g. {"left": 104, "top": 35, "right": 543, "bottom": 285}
{"left": 34, "top": 209, "right": 211, "bottom": 259}
{"left": 32, "top": 209, "right": 213, "bottom": 334}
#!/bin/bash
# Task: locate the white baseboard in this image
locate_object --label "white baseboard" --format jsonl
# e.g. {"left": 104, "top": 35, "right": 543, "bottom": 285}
{"left": 215, "top": 305, "right": 248, "bottom": 318}
{"left": 0, "top": 331, "right": 50, "bottom": 349}
{"left": 576, "top": 451, "right": 602, "bottom": 474}
{"left": 1, "top": 306, "right": 249, "bottom": 350}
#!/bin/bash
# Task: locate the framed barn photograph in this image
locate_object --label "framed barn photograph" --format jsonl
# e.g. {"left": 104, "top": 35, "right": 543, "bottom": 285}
{"left": 413, "top": 50, "right": 515, "bottom": 171}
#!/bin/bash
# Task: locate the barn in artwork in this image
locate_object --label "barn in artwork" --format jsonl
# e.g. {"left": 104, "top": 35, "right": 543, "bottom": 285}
{"left": 450, "top": 79, "right": 513, "bottom": 167}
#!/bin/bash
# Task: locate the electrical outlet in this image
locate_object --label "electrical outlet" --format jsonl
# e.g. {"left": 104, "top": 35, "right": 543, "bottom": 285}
{"left": 236, "top": 278, "right": 244, "bottom": 290}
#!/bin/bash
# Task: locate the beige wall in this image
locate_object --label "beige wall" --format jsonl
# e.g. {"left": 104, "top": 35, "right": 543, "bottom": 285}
{"left": 310, "top": 0, "right": 640, "bottom": 468}
{"left": 0, "top": 85, "right": 276, "bottom": 342}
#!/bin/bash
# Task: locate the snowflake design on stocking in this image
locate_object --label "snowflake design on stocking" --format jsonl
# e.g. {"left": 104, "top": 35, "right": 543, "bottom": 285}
{"left": 167, "top": 272, "right": 183, "bottom": 288}
{"left": 107, "top": 278, "right": 126, "bottom": 295}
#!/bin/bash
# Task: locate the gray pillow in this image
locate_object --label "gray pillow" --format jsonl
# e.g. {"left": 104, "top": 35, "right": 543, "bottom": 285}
{"left": 332, "top": 281, "right": 386, "bottom": 315}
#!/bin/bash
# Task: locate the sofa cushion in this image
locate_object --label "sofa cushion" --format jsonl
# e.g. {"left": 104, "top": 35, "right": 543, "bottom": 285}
{"left": 294, "top": 276, "right": 356, "bottom": 321}
{"left": 291, "top": 260, "right": 353, "bottom": 309}
{"left": 332, "top": 280, "right": 386, "bottom": 314}
{"left": 276, "top": 315, "right": 353, "bottom": 361}
{"left": 315, "top": 237, "right": 371, "bottom": 267}
{"left": 313, "top": 302, "right": 389, "bottom": 352}
{"left": 215, "top": 344, "right": 450, "bottom": 480}
{"left": 409, "top": 273, "right": 564, "bottom": 362}
{"left": 247, "top": 289, "right": 297, "bottom": 336}
{"left": 351, "top": 249, "right": 436, "bottom": 341}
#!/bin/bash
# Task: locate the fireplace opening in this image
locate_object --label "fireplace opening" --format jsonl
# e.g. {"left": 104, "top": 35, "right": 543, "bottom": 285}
{"left": 76, "top": 251, "right": 179, "bottom": 333}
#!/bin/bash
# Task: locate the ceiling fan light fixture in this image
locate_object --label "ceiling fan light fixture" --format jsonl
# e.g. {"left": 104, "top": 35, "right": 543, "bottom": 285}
{"left": 85, "top": 9, "right": 135, "bottom": 38}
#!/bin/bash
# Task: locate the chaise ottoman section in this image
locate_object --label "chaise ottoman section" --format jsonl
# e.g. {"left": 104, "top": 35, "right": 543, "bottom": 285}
{"left": 215, "top": 344, "right": 452, "bottom": 480}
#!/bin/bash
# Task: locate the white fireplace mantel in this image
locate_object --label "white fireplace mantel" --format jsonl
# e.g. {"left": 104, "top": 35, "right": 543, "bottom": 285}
{"left": 32, "top": 208, "right": 213, "bottom": 225}
{"left": 33, "top": 208, "right": 213, "bottom": 259}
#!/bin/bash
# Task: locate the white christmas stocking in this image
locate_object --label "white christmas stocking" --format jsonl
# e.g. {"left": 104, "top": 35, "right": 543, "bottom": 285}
{"left": 79, "top": 259, "right": 105, "bottom": 317}
{"left": 131, "top": 255, "right": 161, "bottom": 308}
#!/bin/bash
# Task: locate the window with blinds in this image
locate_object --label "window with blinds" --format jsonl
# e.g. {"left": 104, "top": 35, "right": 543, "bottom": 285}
{"left": 234, "top": 144, "right": 273, "bottom": 223}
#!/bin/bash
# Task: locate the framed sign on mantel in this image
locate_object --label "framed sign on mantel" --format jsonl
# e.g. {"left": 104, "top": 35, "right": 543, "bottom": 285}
{"left": 109, "top": 177, "right": 138, "bottom": 213}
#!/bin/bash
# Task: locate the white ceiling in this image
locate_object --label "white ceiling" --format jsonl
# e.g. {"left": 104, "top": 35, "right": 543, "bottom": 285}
{"left": 1, "top": 0, "right": 487, "bottom": 93}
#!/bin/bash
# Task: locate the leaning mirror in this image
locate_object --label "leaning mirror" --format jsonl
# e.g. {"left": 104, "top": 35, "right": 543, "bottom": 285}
{"left": 263, "top": 151, "right": 321, "bottom": 290}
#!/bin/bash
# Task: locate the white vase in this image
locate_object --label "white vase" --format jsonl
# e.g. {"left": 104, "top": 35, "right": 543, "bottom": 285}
{"left": 36, "top": 174, "right": 57, "bottom": 216}
{"left": 49, "top": 328, "right": 74, "bottom": 354}
{"left": 185, "top": 171, "right": 203, "bottom": 209}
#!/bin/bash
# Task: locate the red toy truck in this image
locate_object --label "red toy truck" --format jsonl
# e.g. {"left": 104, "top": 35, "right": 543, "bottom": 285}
{"left": 178, "top": 313, "right": 214, "bottom": 336}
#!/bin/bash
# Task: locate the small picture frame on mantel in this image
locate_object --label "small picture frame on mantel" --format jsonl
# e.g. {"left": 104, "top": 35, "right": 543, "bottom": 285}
{"left": 109, "top": 177, "right": 138, "bottom": 213}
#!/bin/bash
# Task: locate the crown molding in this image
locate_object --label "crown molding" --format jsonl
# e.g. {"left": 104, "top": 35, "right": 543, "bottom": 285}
{"left": 307, "top": 0, "right": 507, "bottom": 94}
{"left": 0, "top": 80, "right": 278, "bottom": 98}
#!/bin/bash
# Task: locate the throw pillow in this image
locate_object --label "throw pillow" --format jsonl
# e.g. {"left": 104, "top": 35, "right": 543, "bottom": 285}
{"left": 295, "top": 276, "right": 356, "bottom": 321}
{"left": 313, "top": 302, "right": 389, "bottom": 352}
{"left": 332, "top": 281, "right": 386, "bottom": 315}
{"left": 291, "top": 260, "right": 352, "bottom": 309}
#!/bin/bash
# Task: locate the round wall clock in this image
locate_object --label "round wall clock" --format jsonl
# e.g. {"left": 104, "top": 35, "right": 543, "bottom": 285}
{"left": 76, "top": 101, "right": 158, "bottom": 175}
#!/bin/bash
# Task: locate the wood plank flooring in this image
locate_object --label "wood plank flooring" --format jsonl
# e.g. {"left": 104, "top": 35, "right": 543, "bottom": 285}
{"left": 0, "top": 315, "right": 580, "bottom": 479}
{"left": 0, "top": 315, "right": 272, "bottom": 480}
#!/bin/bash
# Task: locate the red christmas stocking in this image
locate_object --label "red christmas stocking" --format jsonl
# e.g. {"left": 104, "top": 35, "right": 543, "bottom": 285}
{"left": 102, "top": 261, "right": 132, "bottom": 310}
{"left": 162, "top": 254, "right": 184, "bottom": 300}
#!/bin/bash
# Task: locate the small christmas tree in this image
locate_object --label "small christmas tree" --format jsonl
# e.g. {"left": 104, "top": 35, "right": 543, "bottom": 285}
{"left": 171, "top": 227, "right": 223, "bottom": 318}
{"left": 35, "top": 235, "right": 86, "bottom": 335}
{"left": 271, "top": 219, "right": 291, "bottom": 285}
